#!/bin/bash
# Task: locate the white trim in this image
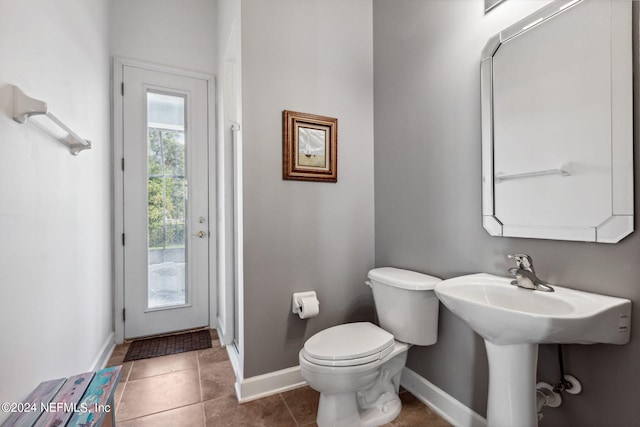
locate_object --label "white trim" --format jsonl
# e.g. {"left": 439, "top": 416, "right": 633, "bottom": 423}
{"left": 114, "top": 57, "right": 216, "bottom": 82}
{"left": 225, "top": 343, "right": 241, "bottom": 385}
{"left": 113, "top": 57, "right": 125, "bottom": 344}
{"left": 234, "top": 365, "right": 306, "bottom": 403}
{"left": 90, "top": 331, "right": 116, "bottom": 371}
{"left": 225, "top": 344, "right": 243, "bottom": 399}
{"left": 400, "top": 367, "right": 487, "bottom": 427}
{"left": 208, "top": 73, "right": 219, "bottom": 332}
{"left": 214, "top": 63, "right": 241, "bottom": 349}
{"left": 112, "top": 57, "right": 216, "bottom": 343}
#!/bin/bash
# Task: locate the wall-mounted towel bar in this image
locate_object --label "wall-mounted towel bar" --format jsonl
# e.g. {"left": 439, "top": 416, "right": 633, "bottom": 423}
{"left": 495, "top": 165, "right": 571, "bottom": 183}
{"left": 12, "top": 86, "right": 92, "bottom": 155}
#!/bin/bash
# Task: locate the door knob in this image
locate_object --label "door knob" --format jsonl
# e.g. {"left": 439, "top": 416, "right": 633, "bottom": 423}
{"left": 194, "top": 231, "right": 207, "bottom": 238}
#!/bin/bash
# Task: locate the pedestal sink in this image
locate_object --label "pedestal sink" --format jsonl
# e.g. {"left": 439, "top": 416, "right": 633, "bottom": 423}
{"left": 434, "top": 273, "right": 631, "bottom": 427}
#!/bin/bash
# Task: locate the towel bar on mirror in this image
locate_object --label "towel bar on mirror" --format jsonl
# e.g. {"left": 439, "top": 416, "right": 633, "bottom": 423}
{"left": 12, "top": 85, "right": 92, "bottom": 155}
{"left": 495, "top": 165, "right": 571, "bottom": 183}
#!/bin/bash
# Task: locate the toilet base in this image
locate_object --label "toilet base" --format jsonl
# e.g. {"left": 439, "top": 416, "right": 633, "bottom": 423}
{"left": 313, "top": 350, "right": 407, "bottom": 427}
{"left": 317, "top": 391, "right": 401, "bottom": 427}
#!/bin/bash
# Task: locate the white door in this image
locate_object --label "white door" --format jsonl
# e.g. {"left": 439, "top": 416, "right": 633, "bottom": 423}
{"left": 122, "top": 65, "right": 210, "bottom": 339}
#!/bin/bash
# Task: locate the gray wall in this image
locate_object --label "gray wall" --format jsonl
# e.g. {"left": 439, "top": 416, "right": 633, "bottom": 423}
{"left": 110, "top": 0, "right": 216, "bottom": 73}
{"left": 373, "top": 1, "right": 640, "bottom": 425}
{"left": 0, "top": 0, "right": 112, "bottom": 421}
{"left": 241, "top": 0, "right": 375, "bottom": 378}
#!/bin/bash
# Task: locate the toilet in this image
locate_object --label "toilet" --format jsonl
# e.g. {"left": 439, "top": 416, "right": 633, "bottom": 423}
{"left": 299, "top": 267, "right": 441, "bottom": 427}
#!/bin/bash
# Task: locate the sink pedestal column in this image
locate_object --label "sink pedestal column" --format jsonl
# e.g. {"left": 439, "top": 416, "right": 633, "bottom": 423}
{"left": 485, "top": 341, "right": 538, "bottom": 427}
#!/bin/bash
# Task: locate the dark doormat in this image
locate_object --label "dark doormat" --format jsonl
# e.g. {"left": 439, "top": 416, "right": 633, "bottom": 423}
{"left": 123, "top": 329, "right": 212, "bottom": 362}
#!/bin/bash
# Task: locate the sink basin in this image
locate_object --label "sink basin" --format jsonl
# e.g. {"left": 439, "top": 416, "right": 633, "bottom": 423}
{"left": 434, "top": 273, "right": 632, "bottom": 427}
{"left": 435, "top": 273, "right": 631, "bottom": 345}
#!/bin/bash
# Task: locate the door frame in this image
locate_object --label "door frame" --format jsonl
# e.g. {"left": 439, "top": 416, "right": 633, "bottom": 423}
{"left": 113, "top": 57, "right": 217, "bottom": 343}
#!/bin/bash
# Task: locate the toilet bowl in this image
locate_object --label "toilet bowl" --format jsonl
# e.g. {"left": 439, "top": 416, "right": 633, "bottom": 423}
{"left": 299, "top": 267, "right": 441, "bottom": 427}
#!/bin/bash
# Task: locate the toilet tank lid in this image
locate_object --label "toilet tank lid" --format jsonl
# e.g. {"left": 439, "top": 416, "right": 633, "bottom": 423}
{"left": 368, "top": 267, "right": 441, "bottom": 290}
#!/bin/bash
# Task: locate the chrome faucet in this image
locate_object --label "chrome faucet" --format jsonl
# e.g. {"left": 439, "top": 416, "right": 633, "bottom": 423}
{"left": 507, "top": 253, "right": 554, "bottom": 292}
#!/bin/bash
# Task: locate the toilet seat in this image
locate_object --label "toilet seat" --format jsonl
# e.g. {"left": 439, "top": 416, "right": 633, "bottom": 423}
{"left": 302, "top": 322, "right": 395, "bottom": 367}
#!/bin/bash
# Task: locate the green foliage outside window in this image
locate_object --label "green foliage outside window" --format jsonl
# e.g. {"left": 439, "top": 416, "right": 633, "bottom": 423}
{"left": 147, "top": 128, "right": 187, "bottom": 249}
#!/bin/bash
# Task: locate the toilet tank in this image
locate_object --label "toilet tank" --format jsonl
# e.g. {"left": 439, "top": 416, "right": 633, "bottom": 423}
{"left": 368, "top": 267, "right": 441, "bottom": 346}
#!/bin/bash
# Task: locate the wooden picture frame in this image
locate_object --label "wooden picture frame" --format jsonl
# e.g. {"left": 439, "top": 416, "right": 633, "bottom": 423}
{"left": 283, "top": 110, "right": 338, "bottom": 182}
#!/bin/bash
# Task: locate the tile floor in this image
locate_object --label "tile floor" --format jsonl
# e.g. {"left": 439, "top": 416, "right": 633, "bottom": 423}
{"left": 106, "top": 330, "right": 451, "bottom": 426}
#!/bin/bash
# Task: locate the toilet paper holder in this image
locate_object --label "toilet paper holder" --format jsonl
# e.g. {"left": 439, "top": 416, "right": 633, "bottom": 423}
{"left": 292, "top": 291, "right": 319, "bottom": 315}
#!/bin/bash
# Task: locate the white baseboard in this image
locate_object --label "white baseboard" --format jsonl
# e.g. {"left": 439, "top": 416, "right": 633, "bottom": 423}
{"left": 90, "top": 331, "right": 116, "bottom": 371}
{"left": 400, "top": 367, "right": 487, "bottom": 427}
{"left": 224, "top": 343, "right": 244, "bottom": 400}
{"left": 237, "top": 365, "right": 306, "bottom": 403}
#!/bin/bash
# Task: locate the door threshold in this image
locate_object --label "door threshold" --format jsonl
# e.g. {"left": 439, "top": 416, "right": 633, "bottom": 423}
{"left": 124, "top": 326, "right": 211, "bottom": 343}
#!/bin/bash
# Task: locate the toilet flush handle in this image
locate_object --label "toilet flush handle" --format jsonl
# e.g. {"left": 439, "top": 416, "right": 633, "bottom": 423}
{"left": 364, "top": 280, "right": 372, "bottom": 288}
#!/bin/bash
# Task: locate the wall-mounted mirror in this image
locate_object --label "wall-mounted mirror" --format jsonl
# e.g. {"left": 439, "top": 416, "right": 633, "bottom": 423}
{"left": 481, "top": 0, "right": 633, "bottom": 243}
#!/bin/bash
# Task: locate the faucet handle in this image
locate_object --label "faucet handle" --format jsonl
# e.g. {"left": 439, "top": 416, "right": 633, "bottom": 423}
{"left": 507, "top": 253, "right": 534, "bottom": 271}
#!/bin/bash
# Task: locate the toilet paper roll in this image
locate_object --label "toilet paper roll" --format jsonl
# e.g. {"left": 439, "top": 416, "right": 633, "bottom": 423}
{"left": 297, "top": 295, "right": 319, "bottom": 319}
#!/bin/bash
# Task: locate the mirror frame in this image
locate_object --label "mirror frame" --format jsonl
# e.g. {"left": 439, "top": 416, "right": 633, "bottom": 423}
{"left": 485, "top": 0, "right": 507, "bottom": 13}
{"left": 481, "top": 0, "right": 634, "bottom": 243}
